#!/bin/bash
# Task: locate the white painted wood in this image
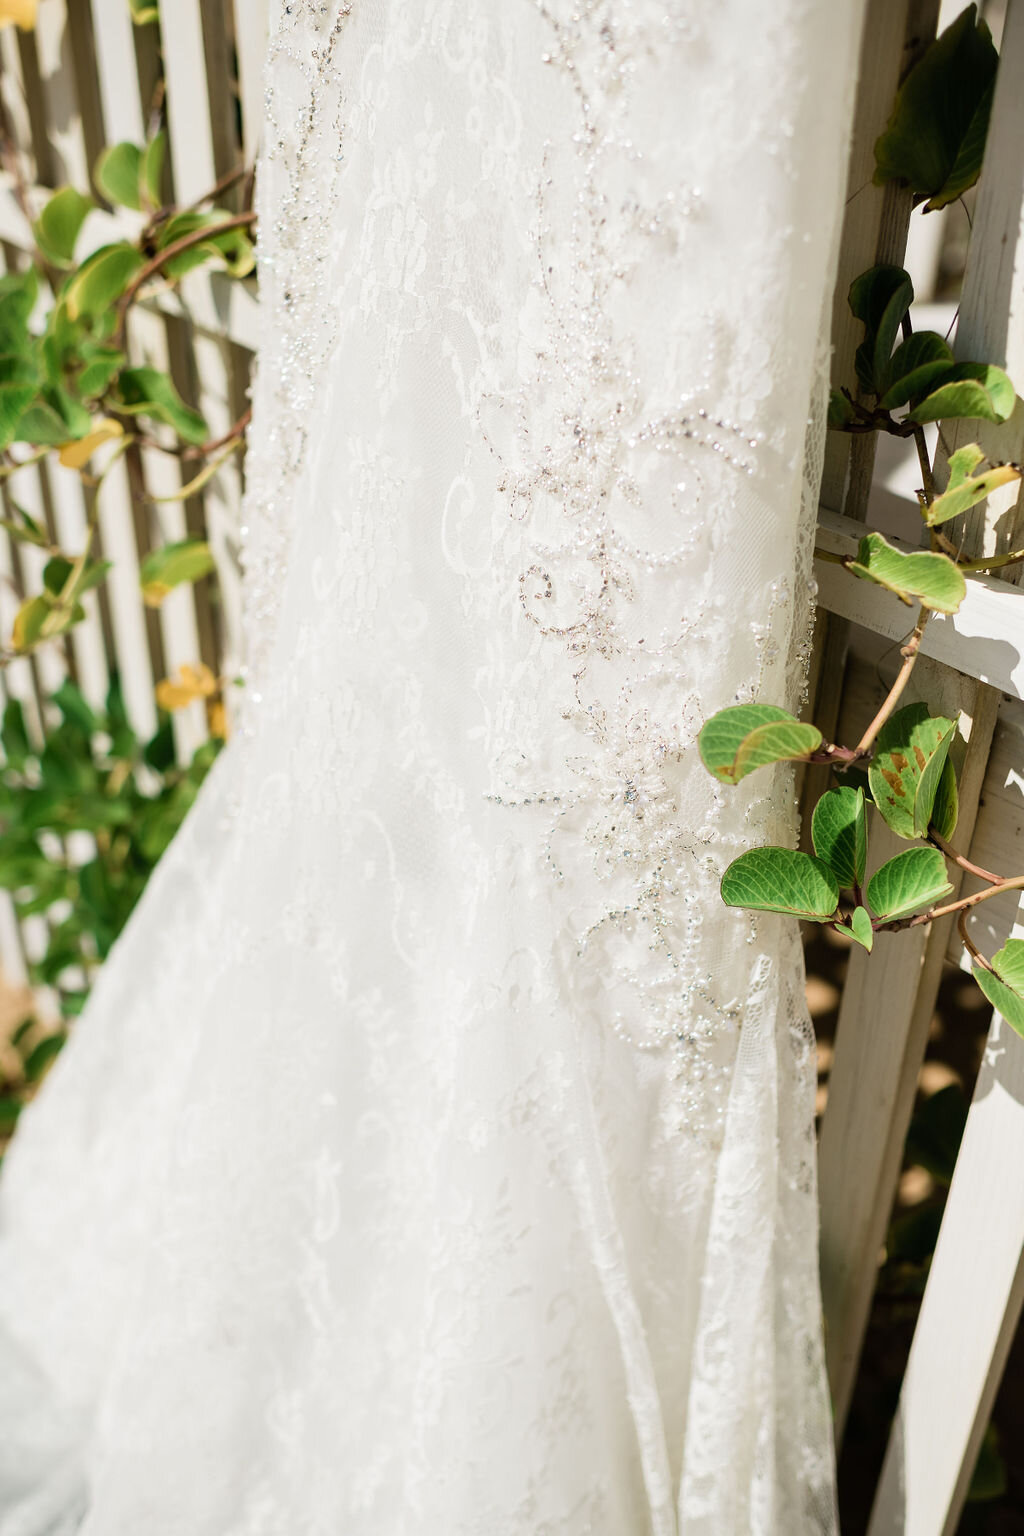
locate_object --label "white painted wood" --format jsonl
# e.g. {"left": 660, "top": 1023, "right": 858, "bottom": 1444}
{"left": 817, "top": 664, "right": 999, "bottom": 1435}
{"left": 234, "top": 0, "right": 269, "bottom": 161}
{"left": 161, "top": 0, "right": 217, "bottom": 202}
{"left": 89, "top": 0, "right": 146, "bottom": 144}
{"left": 865, "top": 1, "right": 1024, "bottom": 1517}
{"left": 815, "top": 506, "right": 1024, "bottom": 701}
{"left": 33, "top": 0, "right": 88, "bottom": 188}
{"left": 868, "top": 1011, "right": 1024, "bottom": 1536}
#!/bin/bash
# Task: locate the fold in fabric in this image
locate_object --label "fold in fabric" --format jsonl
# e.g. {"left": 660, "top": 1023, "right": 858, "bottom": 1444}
{"left": 0, "top": 3, "right": 864, "bottom": 1531}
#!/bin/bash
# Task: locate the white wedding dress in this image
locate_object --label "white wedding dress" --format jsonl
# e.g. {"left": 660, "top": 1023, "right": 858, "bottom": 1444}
{"left": 0, "top": 3, "right": 865, "bottom": 1532}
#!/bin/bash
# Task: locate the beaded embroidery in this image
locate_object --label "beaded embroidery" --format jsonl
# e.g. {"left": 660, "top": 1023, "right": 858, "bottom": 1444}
{"left": 480, "top": 8, "right": 786, "bottom": 1103}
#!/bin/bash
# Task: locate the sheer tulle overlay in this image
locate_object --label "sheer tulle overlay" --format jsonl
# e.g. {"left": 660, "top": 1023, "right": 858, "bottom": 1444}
{"left": 0, "top": 4, "right": 864, "bottom": 1531}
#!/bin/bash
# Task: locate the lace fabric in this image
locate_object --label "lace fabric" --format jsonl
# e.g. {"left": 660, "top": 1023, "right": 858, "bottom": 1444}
{"left": 0, "top": 3, "right": 863, "bottom": 1532}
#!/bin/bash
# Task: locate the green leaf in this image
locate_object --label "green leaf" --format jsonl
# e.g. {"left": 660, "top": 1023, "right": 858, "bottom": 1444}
{"left": 94, "top": 141, "right": 144, "bottom": 211}
{"left": 972, "top": 963, "right": 1024, "bottom": 1039}
{"left": 720, "top": 846, "right": 839, "bottom": 922}
{"left": 141, "top": 130, "right": 166, "bottom": 209}
{"left": 0, "top": 500, "right": 49, "bottom": 550}
{"left": 834, "top": 904, "right": 874, "bottom": 951}
{"left": 873, "top": 5, "right": 999, "bottom": 211}
{"left": 868, "top": 703, "right": 958, "bottom": 840}
{"left": 828, "top": 389, "right": 856, "bottom": 429}
{"left": 76, "top": 344, "right": 126, "bottom": 399}
{"left": 908, "top": 363, "right": 1016, "bottom": 426}
{"left": 930, "top": 755, "right": 959, "bottom": 841}
{"left": 11, "top": 595, "right": 51, "bottom": 652}
{"left": 698, "top": 703, "right": 822, "bottom": 785}
{"left": 1, "top": 698, "right": 32, "bottom": 766}
{"left": 128, "top": 0, "right": 159, "bottom": 21}
{"left": 849, "top": 265, "right": 914, "bottom": 395}
{"left": 156, "top": 211, "right": 255, "bottom": 279}
{"left": 846, "top": 530, "right": 966, "bottom": 614}
{"left": 22, "top": 1032, "right": 65, "bottom": 1083}
{"left": 52, "top": 679, "right": 98, "bottom": 737}
{"left": 139, "top": 537, "right": 215, "bottom": 605}
{"left": 33, "top": 186, "right": 93, "bottom": 268}
{"left": 940, "top": 77, "right": 996, "bottom": 211}
{"left": 866, "top": 846, "right": 953, "bottom": 922}
{"left": 0, "top": 268, "right": 38, "bottom": 354}
{"left": 0, "top": 353, "right": 41, "bottom": 451}
{"left": 113, "top": 365, "right": 207, "bottom": 445}
{"left": 983, "top": 936, "right": 1024, "bottom": 1000}
{"left": 878, "top": 330, "right": 955, "bottom": 410}
{"left": 65, "top": 243, "right": 143, "bottom": 322}
{"left": 811, "top": 785, "right": 867, "bottom": 888}
{"left": 926, "top": 443, "right": 1021, "bottom": 525}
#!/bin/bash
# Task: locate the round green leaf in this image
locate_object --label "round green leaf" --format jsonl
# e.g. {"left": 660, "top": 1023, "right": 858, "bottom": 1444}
{"left": 866, "top": 846, "right": 953, "bottom": 923}
{"left": 989, "top": 938, "right": 1024, "bottom": 995}
{"left": 873, "top": 5, "right": 998, "bottom": 210}
{"left": 846, "top": 531, "right": 966, "bottom": 615}
{"left": 33, "top": 186, "right": 93, "bottom": 269}
{"left": 0, "top": 354, "right": 41, "bottom": 452}
{"left": 972, "top": 963, "right": 1024, "bottom": 1040}
{"left": 139, "top": 538, "right": 215, "bottom": 605}
{"left": 835, "top": 905, "right": 874, "bottom": 952}
{"left": 868, "top": 703, "right": 957, "bottom": 840}
{"left": 811, "top": 785, "right": 867, "bottom": 888}
{"left": 908, "top": 364, "right": 1016, "bottom": 426}
{"left": 698, "top": 704, "right": 822, "bottom": 785}
{"left": 141, "top": 131, "right": 166, "bottom": 208}
{"left": 926, "top": 443, "right": 1021, "bottom": 526}
{"left": 721, "top": 847, "right": 839, "bottom": 922}
{"left": 848, "top": 264, "right": 914, "bottom": 395}
{"left": 930, "top": 754, "right": 959, "bottom": 842}
{"left": 95, "top": 141, "right": 144, "bottom": 212}
{"left": 66, "top": 243, "right": 143, "bottom": 322}
{"left": 878, "top": 329, "right": 955, "bottom": 409}
{"left": 114, "top": 366, "right": 208, "bottom": 446}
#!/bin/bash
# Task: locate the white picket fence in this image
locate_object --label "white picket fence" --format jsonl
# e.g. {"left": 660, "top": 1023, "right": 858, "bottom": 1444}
{"left": 0, "top": 1, "right": 1022, "bottom": 1531}
{"left": 814, "top": 0, "right": 1024, "bottom": 1529}
{"left": 0, "top": 0, "right": 267, "bottom": 992}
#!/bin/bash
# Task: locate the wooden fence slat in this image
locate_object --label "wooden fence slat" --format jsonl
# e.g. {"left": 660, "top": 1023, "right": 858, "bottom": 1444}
{"left": 89, "top": 0, "right": 146, "bottom": 143}
{"left": 233, "top": 0, "right": 269, "bottom": 162}
{"left": 867, "top": 1012, "right": 1024, "bottom": 1535}
{"left": 818, "top": 664, "right": 999, "bottom": 1437}
{"left": 814, "top": 507, "right": 1024, "bottom": 700}
{"left": 866, "top": 0, "right": 1024, "bottom": 1519}
{"left": 802, "top": 0, "right": 938, "bottom": 845}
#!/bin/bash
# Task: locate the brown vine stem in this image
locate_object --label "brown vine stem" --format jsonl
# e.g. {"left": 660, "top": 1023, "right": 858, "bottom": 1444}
{"left": 957, "top": 546, "right": 1024, "bottom": 573}
{"left": 929, "top": 828, "right": 1005, "bottom": 886}
{"left": 958, "top": 909, "right": 991, "bottom": 970}
{"left": 912, "top": 424, "right": 938, "bottom": 509}
{"left": 182, "top": 407, "right": 252, "bottom": 461}
{"left": 113, "top": 210, "right": 257, "bottom": 348}
{"left": 885, "top": 872, "right": 1024, "bottom": 932}
{"left": 854, "top": 605, "right": 930, "bottom": 756}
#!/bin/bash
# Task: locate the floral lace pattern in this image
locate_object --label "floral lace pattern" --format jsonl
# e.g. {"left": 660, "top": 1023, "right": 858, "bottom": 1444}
{"left": 0, "top": 3, "right": 863, "bottom": 1533}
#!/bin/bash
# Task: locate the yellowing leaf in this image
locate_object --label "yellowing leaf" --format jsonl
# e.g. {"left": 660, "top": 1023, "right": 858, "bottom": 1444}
{"left": 0, "top": 0, "right": 37, "bottom": 29}
{"left": 207, "top": 699, "right": 228, "bottom": 739}
{"left": 156, "top": 663, "right": 217, "bottom": 711}
{"left": 57, "top": 417, "right": 123, "bottom": 470}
